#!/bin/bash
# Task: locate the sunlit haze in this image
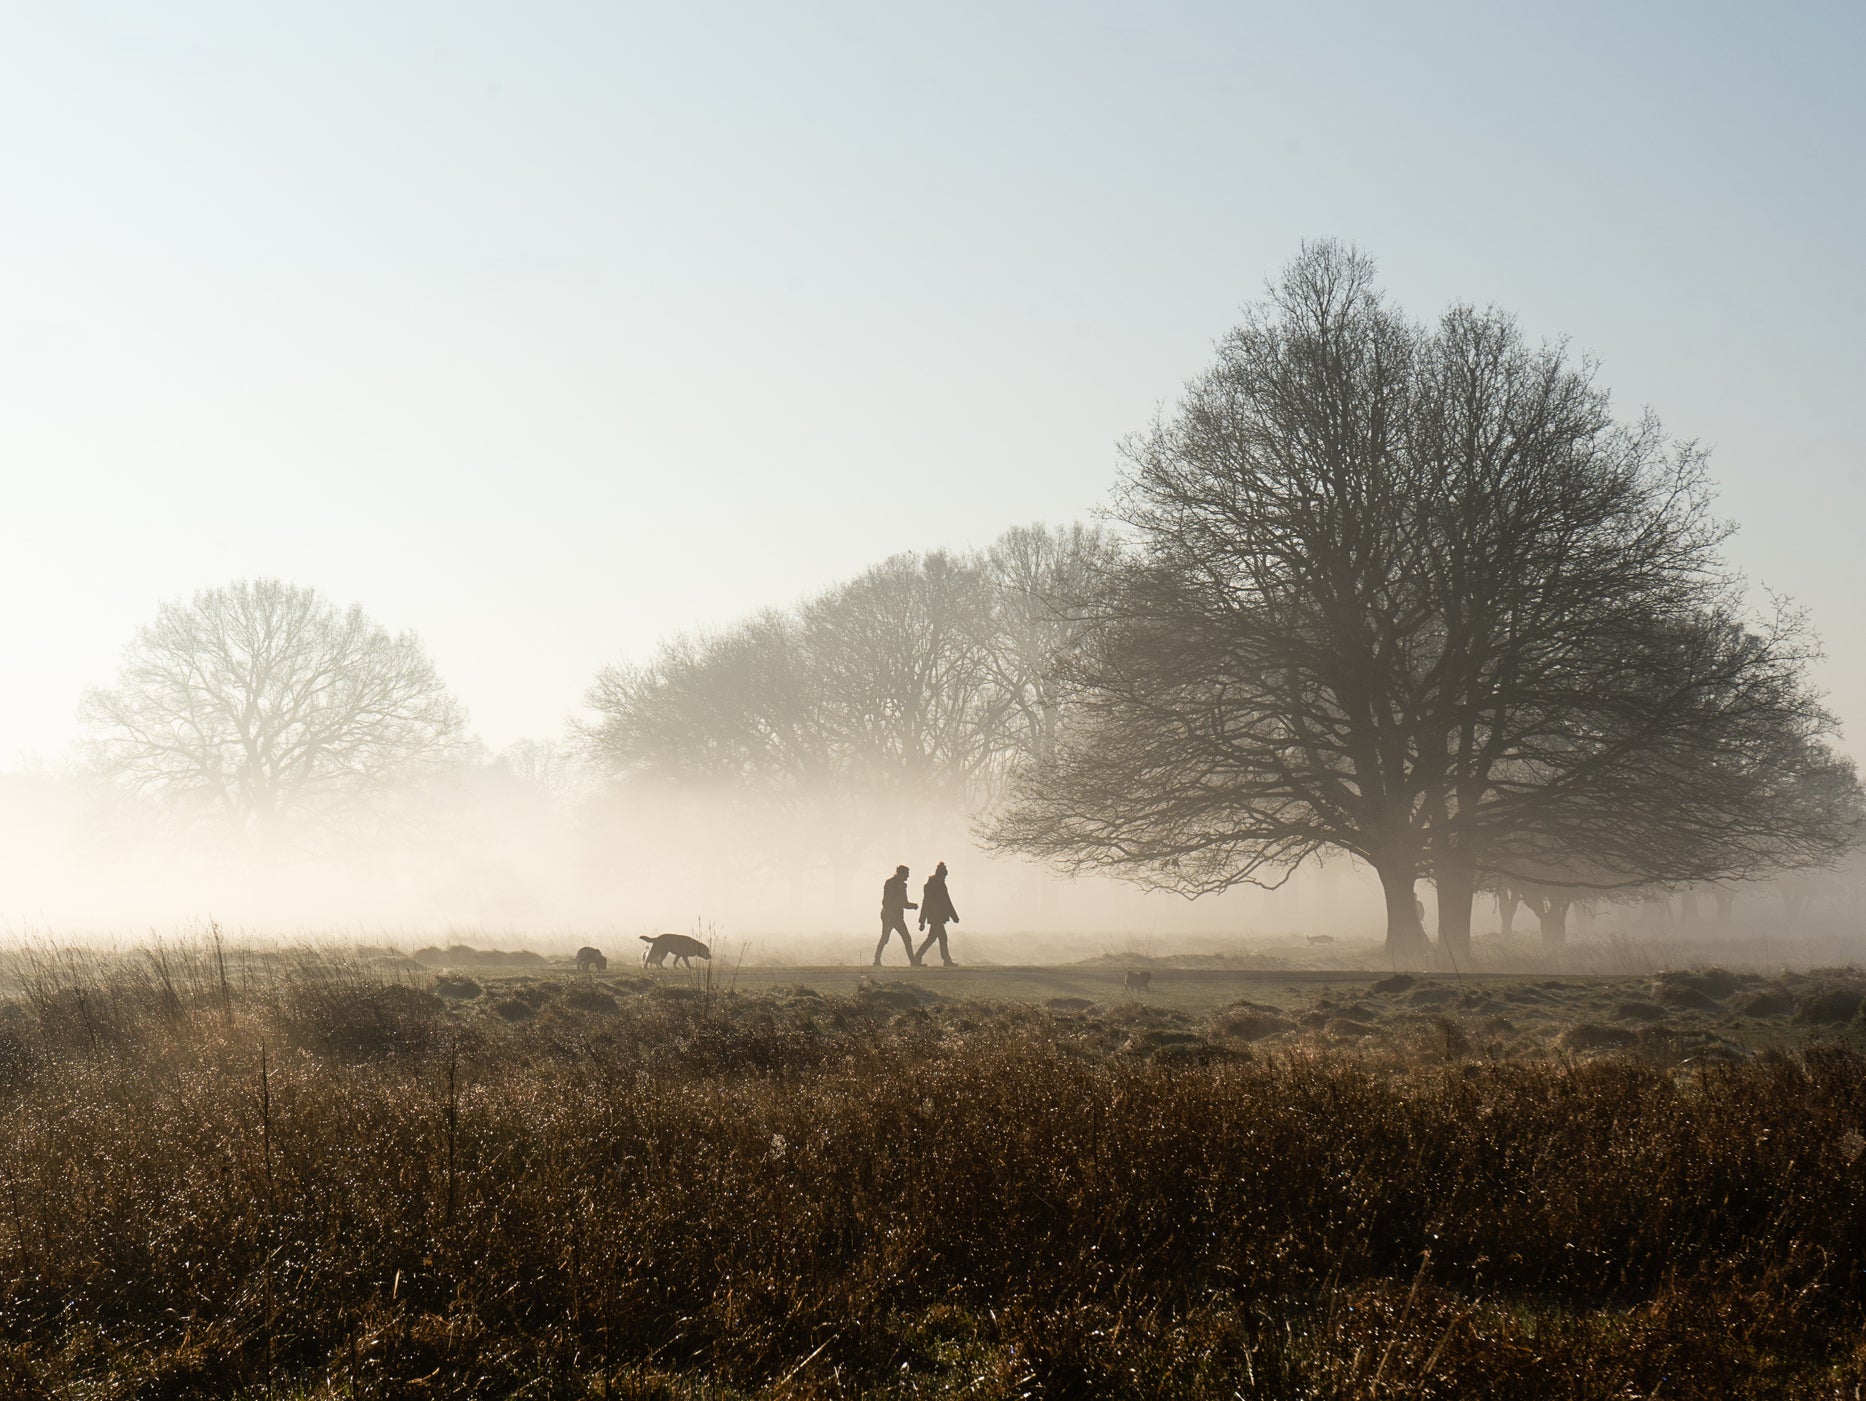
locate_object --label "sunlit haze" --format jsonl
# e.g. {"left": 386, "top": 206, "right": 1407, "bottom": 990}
{"left": 3, "top": 2, "right": 1862, "bottom": 939}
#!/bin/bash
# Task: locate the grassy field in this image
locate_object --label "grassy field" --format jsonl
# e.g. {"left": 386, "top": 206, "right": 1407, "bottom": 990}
{"left": 3, "top": 940, "right": 1866, "bottom": 1397}
{"left": 633, "top": 953, "right": 1861, "bottom": 1057}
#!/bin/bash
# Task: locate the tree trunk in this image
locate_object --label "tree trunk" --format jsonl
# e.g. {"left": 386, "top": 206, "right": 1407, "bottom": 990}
{"left": 1680, "top": 889, "right": 1701, "bottom": 926}
{"left": 1538, "top": 898, "right": 1570, "bottom": 950}
{"left": 1434, "top": 854, "right": 1477, "bottom": 967}
{"left": 1498, "top": 886, "right": 1519, "bottom": 938}
{"left": 1377, "top": 863, "right": 1430, "bottom": 966}
{"left": 1713, "top": 889, "right": 1735, "bottom": 925}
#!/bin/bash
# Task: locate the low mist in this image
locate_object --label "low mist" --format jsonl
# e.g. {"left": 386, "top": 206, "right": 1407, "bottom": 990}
{"left": 0, "top": 760, "right": 1338, "bottom": 948}
{"left": 3, "top": 759, "right": 1859, "bottom": 973}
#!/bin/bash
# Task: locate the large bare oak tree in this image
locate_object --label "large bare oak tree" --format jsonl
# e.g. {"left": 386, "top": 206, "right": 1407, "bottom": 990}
{"left": 987, "top": 243, "right": 1858, "bottom": 962}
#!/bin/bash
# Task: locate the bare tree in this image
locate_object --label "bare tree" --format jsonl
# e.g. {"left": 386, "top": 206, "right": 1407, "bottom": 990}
{"left": 800, "top": 551, "right": 1006, "bottom": 817}
{"left": 583, "top": 553, "right": 1006, "bottom": 822}
{"left": 82, "top": 580, "right": 466, "bottom": 833}
{"left": 581, "top": 553, "right": 997, "bottom": 897}
{"left": 580, "top": 531, "right": 1121, "bottom": 903}
{"left": 583, "top": 609, "right": 832, "bottom": 795}
{"left": 975, "top": 523, "right": 1122, "bottom": 778}
{"left": 1510, "top": 881, "right": 1585, "bottom": 949}
{"left": 987, "top": 242, "right": 1859, "bottom": 962}
{"left": 583, "top": 541, "right": 1088, "bottom": 820}
{"left": 1463, "top": 607, "right": 1860, "bottom": 951}
{"left": 989, "top": 245, "right": 1436, "bottom": 953}
{"left": 1401, "top": 304, "right": 1859, "bottom": 958}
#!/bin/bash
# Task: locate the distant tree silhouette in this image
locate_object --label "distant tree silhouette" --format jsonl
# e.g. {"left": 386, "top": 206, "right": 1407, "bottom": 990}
{"left": 579, "top": 524, "right": 1117, "bottom": 866}
{"left": 799, "top": 550, "right": 1006, "bottom": 814}
{"left": 976, "top": 523, "right": 1121, "bottom": 771}
{"left": 82, "top": 580, "right": 465, "bottom": 834}
{"left": 584, "top": 609, "right": 826, "bottom": 794}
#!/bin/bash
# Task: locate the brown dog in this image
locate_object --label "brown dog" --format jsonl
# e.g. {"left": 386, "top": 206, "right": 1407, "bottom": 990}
{"left": 1123, "top": 970, "right": 1152, "bottom": 995}
{"left": 640, "top": 932, "right": 711, "bottom": 969}
{"left": 575, "top": 946, "right": 607, "bottom": 973}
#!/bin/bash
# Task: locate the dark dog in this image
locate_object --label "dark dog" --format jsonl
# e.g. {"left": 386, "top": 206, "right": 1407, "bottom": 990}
{"left": 575, "top": 946, "right": 607, "bottom": 973}
{"left": 1123, "top": 970, "right": 1152, "bottom": 995}
{"left": 641, "top": 932, "right": 711, "bottom": 969}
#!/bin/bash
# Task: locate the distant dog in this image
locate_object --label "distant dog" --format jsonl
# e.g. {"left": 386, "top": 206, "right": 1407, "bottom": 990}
{"left": 641, "top": 932, "right": 712, "bottom": 969}
{"left": 1123, "top": 970, "right": 1152, "bottom": 995}
{"left": 575, "top": 946, "right": 607, "bottom": 973}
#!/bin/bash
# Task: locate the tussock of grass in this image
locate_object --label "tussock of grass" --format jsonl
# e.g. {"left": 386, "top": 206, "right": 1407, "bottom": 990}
{"left": 0, "top": 943, "right": 1864, "bottom": 1396}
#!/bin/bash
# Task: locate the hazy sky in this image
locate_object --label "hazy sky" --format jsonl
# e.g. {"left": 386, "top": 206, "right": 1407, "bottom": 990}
{"left": 4, "top": 1, "right": 1862, "bottom": 766}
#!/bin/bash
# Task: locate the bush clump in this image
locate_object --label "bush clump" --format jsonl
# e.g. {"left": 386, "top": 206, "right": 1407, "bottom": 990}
{"left": 1560, "top": 1022, "right": 1639, "bottom": 1052}
{"left": 562, "top": 985, "right": 618, "bottom": 1014}
{"left": 1794, "top": 982, "right": 1865, "bottom": 1025}
{"left": 1737, "top": 989, "right": 1795, "bottom": 1018}
{"left": 1213, "top": 1008, "right": 1296, "bottom": 1042}
{"left": 281, "top": 979, "right": 444, "bottom": 1059}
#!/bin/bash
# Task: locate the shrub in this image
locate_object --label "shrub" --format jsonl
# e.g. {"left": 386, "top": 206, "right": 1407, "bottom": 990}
{"left": 1560, "top": 1022, "right": 1639, "bottom": 1051}
{"left": 1737, "top": 989, "right": 1794, "bottom": 1017}
{"left": 281, "top": 978, "right": 444, "bottom": 1059}
{"left": 1794, "top": 982, "right": 1865, "bottom": 1024}
{"left": 562, "top": 986, "right": 618, "bottom": 1014}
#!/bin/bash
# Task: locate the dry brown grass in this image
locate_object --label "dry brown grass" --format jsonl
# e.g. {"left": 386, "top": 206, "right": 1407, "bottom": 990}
{"left": 1, "top": 943, "right": 1865, "bottom": 1397}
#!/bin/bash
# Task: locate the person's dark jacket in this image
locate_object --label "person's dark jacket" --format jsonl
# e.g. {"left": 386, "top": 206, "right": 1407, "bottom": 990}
{"left": 881, "top": 872, "right": 917, "bottom": 919}
{"left": 919, "top": 873, "right": 959, "bottom": 928}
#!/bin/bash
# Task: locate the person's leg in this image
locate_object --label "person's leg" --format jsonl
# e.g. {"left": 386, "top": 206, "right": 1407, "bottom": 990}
{"left": 935, "top": 923, "right": 954, "bottom": 965}
{"left": 874, "top": 918, "right": 893, "bottom": 966}
{"left": 914, "top": 927, "right": 937, "bottom": 963}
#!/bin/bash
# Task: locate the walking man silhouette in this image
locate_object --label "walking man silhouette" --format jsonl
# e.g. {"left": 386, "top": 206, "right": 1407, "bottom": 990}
{"left": 874, "top": 864, "right": 919, "bottom": 966}
{"left": 914, "top": 860, "right": 960, "bottom": 967}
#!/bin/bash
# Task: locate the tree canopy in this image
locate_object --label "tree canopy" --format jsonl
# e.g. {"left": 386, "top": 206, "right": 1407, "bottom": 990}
{"left": 82, "top": 579, "right": 466, "bottom": 834}
{"left": 580, "top": 524, "right": 1118, "bottom": 864}
{"left": 987, "top": 243, "right": 1859, "bottom": 961}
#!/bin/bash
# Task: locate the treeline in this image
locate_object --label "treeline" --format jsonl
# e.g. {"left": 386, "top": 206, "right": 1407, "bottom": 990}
{"left": 586, "top": 245, "right": 1862, "bottom": 958}
{"left": 579, "top": 523, "right": 1113, "bottom": 840}
{"left": 60, "top": 243, "right": 1865, "bottom": 953}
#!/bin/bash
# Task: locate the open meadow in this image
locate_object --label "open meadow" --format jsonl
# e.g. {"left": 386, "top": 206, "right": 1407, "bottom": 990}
{"left": 3, "top": 939, "right": 1866, "bottom": 1397}
{"left": 7, "top": 3, "right": 1866, "bottom": 1396}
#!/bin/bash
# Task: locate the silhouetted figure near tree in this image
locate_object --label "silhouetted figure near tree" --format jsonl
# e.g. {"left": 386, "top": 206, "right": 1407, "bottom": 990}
{"left": 874, "top": 864, "right": 919, "bottom": 966}
{"left": 914, "top": 861, "right": 960, "bottom": 966}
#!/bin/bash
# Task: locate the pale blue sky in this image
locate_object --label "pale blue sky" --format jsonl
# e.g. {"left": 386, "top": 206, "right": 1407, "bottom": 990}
{"left": 3, "top": 1, "right": 1862, "bottom": 761}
